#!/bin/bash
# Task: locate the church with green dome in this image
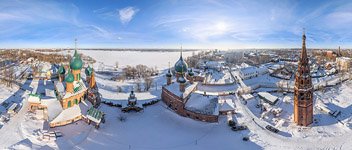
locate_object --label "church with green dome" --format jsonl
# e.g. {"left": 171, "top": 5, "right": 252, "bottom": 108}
{"left": 52, "top": 48, "right": 87, "bottom": 112}
{"left": 161, "top": 47, "right": 217, "bottom": 123}
{"left": 29, "top": 40, "right": 104, "bottom": 128}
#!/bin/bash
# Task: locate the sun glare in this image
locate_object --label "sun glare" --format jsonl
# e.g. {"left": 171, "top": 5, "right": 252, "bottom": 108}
{"left": 215, "top": 22, "right": 227, "bottom": 31}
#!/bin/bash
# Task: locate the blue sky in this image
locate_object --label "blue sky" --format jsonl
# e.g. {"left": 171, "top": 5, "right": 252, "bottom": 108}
{"left": 0, "top": 0, "right": 351, "bottom": 49}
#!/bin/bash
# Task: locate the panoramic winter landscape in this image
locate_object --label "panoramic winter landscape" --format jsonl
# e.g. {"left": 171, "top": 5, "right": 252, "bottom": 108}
{"left": 1, "top": 0, "right": 352, "bottom": 150}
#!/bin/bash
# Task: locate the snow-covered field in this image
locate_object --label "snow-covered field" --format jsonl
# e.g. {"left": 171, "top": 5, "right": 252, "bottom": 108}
{"left": 78, "top": 50, "right": 196, "bottom": 70}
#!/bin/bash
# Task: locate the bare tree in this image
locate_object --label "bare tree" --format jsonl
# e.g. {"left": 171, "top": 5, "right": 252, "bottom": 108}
{"left": 135, "top": 79, "right": 142, "bottom": 92}
{"left": 144, "top": 77, "right": 154, "bottom": 91}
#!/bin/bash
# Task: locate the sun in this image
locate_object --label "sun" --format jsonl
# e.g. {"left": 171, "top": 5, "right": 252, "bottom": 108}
{"left": 215, "top": 22, "right": 227, "bottom": 32}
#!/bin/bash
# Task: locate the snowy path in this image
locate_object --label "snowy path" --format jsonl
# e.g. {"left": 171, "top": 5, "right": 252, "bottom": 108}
{"left": 0, "top": 79, "right": 36, "bottom": 148}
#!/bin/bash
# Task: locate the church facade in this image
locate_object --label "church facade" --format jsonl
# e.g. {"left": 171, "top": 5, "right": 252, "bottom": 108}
{"left": 28, "top": 44, "right": 103, "bottom": 128}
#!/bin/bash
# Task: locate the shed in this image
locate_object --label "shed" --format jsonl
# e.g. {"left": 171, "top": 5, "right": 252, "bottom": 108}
{"left": 258, "top": 92, "right": 278, "bottom": 105}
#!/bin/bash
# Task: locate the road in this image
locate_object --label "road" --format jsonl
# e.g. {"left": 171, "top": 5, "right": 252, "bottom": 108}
{"left": 0, "top": 78, "right": 37, "bottom": 147}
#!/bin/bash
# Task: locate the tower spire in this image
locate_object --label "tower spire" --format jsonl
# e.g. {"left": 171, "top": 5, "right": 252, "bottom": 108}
{"left": 301, "top": 28, "right": 308, "bottom": 64}
{"left": 302, "top": 28, "right": 306, "bottom": 48}
{"left": 74, "top": 38, "right": 78, "bottom": 57}
{"left": 180, "top": 45, "right": 183, "bottom": 59}
{"left": 75, "top": 38, "right": 77, "bottom": 50}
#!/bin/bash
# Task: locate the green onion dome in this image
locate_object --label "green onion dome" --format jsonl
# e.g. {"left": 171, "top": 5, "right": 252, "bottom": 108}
{"left": 178, "top": 75, "right": 186, "bottom": 83}
{"left": 166, "top": 69, "right": 172, "bottom": 77}
{"left": 188, "top": 68, "right": 194, "bottom": 76}
{"left": 70, "top": 55, "right": 83, "bottom": 70}
{"left": 85, "top": 65, "right": 93, "bottom": 76}
{"left": 129, "top": 90, "right": 135, "bottom": 99}
{"left": 58, "top": 65, "right": 66, "bottom": 74}
{"left": 174, "top": 56, "right": 188, "bottom": 74}
{"left": 65, "top": 71, "right": 74, "bottom": 83}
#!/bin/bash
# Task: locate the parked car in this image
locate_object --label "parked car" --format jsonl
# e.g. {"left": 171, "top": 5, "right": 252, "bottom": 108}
{"left": 231, "top": 125, "right": 247, "bottom": 131}
{"left": 265, "top": 125, "right": 279, "bottom": 133}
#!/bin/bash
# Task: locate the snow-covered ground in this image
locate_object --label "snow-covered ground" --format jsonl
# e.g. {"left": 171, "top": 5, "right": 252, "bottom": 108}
{"left": 3, "top": 50, "right": 352, "bottom": 149}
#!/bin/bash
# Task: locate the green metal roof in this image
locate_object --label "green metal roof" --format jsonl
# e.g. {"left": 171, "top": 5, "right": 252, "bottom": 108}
{"left": 29, "top": 93, "right": 41, "bottom": 98}
{"left": 87, "top": 107, "right": 103, "bottom": 121}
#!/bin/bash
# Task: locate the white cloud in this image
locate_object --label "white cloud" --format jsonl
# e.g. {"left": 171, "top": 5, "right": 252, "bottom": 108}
{"left": 118, "top": 6, "right": 139, "bottom": 24}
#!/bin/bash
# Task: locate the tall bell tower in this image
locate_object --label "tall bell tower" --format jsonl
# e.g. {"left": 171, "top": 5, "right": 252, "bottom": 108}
{"left": 294, "top": 29, "right": 314, "bottom": 126}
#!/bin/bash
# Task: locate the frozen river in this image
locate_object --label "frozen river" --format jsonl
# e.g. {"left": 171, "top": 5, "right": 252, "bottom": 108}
{"left": 78, "top": 50, "right": 197, "bottom": 70}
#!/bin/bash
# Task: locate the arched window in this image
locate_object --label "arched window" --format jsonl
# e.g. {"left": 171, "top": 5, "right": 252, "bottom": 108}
{"left": 67, "top": 101, "right": 72, "bottom": 108}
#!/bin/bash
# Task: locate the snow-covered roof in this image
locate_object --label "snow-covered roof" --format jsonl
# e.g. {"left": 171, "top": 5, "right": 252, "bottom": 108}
{"left": 239, "top": 66, "right": 258, "bottom": 75}
{"left": 55, "top": 81, "right": 65, "bottom": 98}
{"left": 241, "top": 94, "right": 254, "bottom": 100}
{"left": 164, "top": 81, "right": 198, "bottom": 99}
{"left": 7, "top": 103, "right": 17, "bottom": 111}
{"left": 45, "top": 89, "right": 56, "bottom": 98}
{"left": 50, "top": 104, "right": 81, "bottom": 124}
{"left": 240, "top": 63, "right": 249, "bottom": 68}
{"left": 40, "top": 98, "right": 63, "bottom": 121}
{"left": 50, "top": 100, "right": 91, "bottom": 124}
{"left": 258, "top": 92, "right": 278, "bottom": 104}
{"left": 28, "top": 94, "right": 41, "bottom": 104}
{"left": 185, "top": 93, "right": 219, "bottom": 115}
{"left": 218, "top": 96, "right": 235, "bottom": 111}
{"left": 40, "top": 63, "right": 52, "bottom": 73}
{"left": 240, "top": 66, "right": 268, "bottom": 75}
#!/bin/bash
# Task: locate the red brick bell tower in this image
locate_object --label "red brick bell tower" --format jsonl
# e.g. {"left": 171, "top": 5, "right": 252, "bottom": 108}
{"left": 294, "top": 30, "right": 314, "bottom": 126}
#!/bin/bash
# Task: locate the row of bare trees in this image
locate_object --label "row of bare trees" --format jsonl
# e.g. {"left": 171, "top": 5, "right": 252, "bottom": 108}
{"left": 116, "top": 64, "right": 158, "bottom": 92}
{"left": 185, "top": 51, "right": 221, "bottom": 68}
{"left": 0, "top": 65, "right": 16, "bottom": 88}
{"left": 0, "top": 49, "right": 71, "bottom": 64}
{"left": 121, "top": 65, "right": 158, "bottom": 80}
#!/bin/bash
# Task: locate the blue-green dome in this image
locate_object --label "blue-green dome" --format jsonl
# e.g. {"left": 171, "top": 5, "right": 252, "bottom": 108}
{"left": 174, "top": 56, "right": 188, "bottom": 74}
{"left": 188, "top": 68, "right": 194, "bottom": 76}
{"left": 166, "top": 69, "right": 172, "bottom": 77}
{"left": 58, "top": 65, "right": 65, "bottom": 74}
{"left": 70, "top": 56, "right": 83, "bottom": 70}
{"left": 178, "top": 75, "right": 186, "bottom": 83}
{"left": 65, "top": 72, "right": 74, "bottom": 83}
{"left": 85, "top": 65, "right": 93, "bottom": 76}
